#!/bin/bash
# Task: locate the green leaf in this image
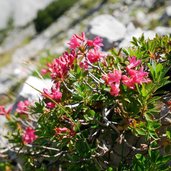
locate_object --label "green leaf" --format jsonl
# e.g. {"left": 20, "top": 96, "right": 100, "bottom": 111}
{"left": 136, "top": 128, "right": 146, "bottom": 136}
{"left": 166, "top": 131, "right": 171, "bottom": 139}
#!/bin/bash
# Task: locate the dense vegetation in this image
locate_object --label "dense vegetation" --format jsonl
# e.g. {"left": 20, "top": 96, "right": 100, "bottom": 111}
{"left": 0, "top": 33, "right": 171, "bottom": 170}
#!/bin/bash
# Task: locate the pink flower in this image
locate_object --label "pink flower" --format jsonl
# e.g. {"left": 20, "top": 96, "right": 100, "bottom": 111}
{"left": 122, "top": 67, "right": 151, "bottom": 89}
{"left": 75, "top": 32, "right": 86, "bottom": 41}
{"left": 102, "top": 69, "right": 122, "bottom": 96}
{"left": 122, "top": 75, "right": 135, "bottom": 89}
{"left": 68, "top": 32, "right": 86, "bottom": 49}
{"left": 47, "top": 50, "right": 76, "bottom": 81}
{"left": 45, "top": 102, "right": 56, "bottom": 109}
{"left": 16, "top": 100, "right": 31, "bottom": 114}
{"left": 41, "top": 68, "right": 49, "bottom": 75}
{"left": 42, "top": 82, "right": 62, "bottom": 109}
{"left": 128, "top": 67, "right": 151, "bottom": 84}
{"left": 22, "top": 127, "right": 37, "bottom": 144}
{"left": 103, "top": 69, "right": 122, "bottom": 85}
{"left": 79, "top": 61, "right": 88, "bottom": 70}
{"left": 0, "top": 106, "right": 11, "bottom": 118}
{"left": 87, "top": 36, "right": 103, "bottom": 48}
{"left": 87, "top": 48, "right": 104, "bottom": 63}
{"left": 127, "top": 56, "right": 141, "bottom": 69}
{"left": 110, "top": 83, "right": 120, "bottom": 96}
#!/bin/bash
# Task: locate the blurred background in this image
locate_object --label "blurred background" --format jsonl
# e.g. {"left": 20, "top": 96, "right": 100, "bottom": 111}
{"left": 0, "top": 1, "right": 171, "bottom": 169}
{"left": 0, "top": 0, "right": 171, "bottom": 106}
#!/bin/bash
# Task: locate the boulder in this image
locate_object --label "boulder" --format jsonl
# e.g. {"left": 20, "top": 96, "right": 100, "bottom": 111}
{"left": 88, "top": 14, "right": 126, "bottom": 50}
{"left": 0, "top": 116, "right": 8, "bottom": 148}
{"left": 155, "top": 26, "right": 171, "bottom": 35}
{"left": 0, "top": 0, "right": 54, "bottom": 29}
{"left": 160, "top": 6, "right": 171, "bottom": 26}
{"left": 0, "top": 0, "right": 12, "bottom": 29}
{"left": 119, "top": 28, "right": 156, "bottom": 48}
{"left": 11, "top": 76, "right": 52, "bottom": 113}
{"left": 17, "top": 76, "right": 52, "bottom": 101}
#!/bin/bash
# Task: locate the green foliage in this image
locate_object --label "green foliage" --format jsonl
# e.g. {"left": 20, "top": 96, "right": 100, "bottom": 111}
{"left": 34, "top": 0, "right": 77, "bottom": 33}
{"left": 1, "top": 34, "right": 171, "bottom": 170}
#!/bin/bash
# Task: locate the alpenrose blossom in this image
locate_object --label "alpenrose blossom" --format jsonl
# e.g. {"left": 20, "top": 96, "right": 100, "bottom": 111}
{"left": 68, "top": 32, "right": 103, "bottom": 50}
{"left": 68, "top": 32, "right": 86, "bottom": 49}
{"left": 42, "top": 82, "right": 62, "bottom": 109}
{"left": 87, "top": 48, "right": 104, "bottom": 63}
{"left": 122, "top": 67, "right": 151, "bottom": 89}
{"left": 22, "top": 127, "right": 37, "bottom": 144}
{"left": 127, "top": 56, "right": 141, "bottom": 69}
{"left": 102, "top": 69, "right": 122, "bottom": 96}
{"left": 16, "top": 100, "right": 31, "bottom": 114}
{"left": 48, "top": 50, "right": 76, "bottom": 81}
{"left": 110, "top": 83, "right": 120, "bottom": 96}
{"left": 42, "top": 32, "right": 105, "bottom": 81}
{"left": 103, "top": 69, "right": 122, "bottom": 85}
{"left": 0, "top": 105, "right": 11, "bottom": 118}
{"left": 87, "top": 36, "right": 103, "bottom": 48}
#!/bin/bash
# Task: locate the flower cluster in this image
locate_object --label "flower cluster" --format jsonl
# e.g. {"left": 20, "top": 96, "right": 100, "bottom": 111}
{"left": 16, "top": 100, "right": 31, "bottom": 114}
{"left": 68, "top": 32, "right": 105, "bottom": 68}
{"left": 42, "top": 82, "right": 62, "bottom": 108}
{"left": 42, "top": 32, "right": 104, "bottom": 81}
{"left": 103, "top": 69, "right": 122, "bottom": 96}
{"left": 0, "top": 105, "right": 11, "bottom": 118}
{"left": 103, "top": 56, "right": 151, "bottom": 96}
{"left": 22, "top": 127, "right": 37, "bottom": 144}
{"left": 122, "top": 56, "right": 151, "bottom": 89}
{"left": 42, "top": 50, "right": 76, "bottom": 81}
{"left": 41, "top": 32, "right": 105, "bottom": 108}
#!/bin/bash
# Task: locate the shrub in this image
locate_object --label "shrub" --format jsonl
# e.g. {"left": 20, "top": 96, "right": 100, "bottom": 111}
{"left": 0, "top": 33, "right": 171, "bottom": 170}
{"left": 34, "top": 0, "right": 77, "bottom": 33}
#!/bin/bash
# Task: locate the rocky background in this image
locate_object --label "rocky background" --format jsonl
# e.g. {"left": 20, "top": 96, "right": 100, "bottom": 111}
{"left": 0, "top": 0, "right": 171, "bottom": 147}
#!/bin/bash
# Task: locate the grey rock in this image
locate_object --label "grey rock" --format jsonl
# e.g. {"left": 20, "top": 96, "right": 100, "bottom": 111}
{"left": 119, "top": 28, "right": 156, "bottom": 48}
{"left": 0, "top": 24, "right": 35, "bottom": 53}
{"left": 0, "top": 0, "right": 12, "bottom": 29}
{"left": 135, "top": 10, "right": 149, "bottom": 26}
{"left": 0, "top": 116, "right": 8, "bottom": 148}
{"left": 155, "top": 26, "right": 171, "bottom": 35}
{"left": 0, "top": 0, "right": 54, "bottom": 29}
{"left": 165, "top": 6, "right": 171, "bottom": 17}
{"left": 160, "top": 5, "right": 171, "bottom": 26}
{"left": 11, "top": 76, "right": 52, "bottom": 113}
{"left": 88, "top": 14, "right": 126, "bottom": 50}
{"left": 19, "top": 76, "right": 52, "bottom": 101}
{"left": 13, "top": 0, "right": 54, "bottom": 27}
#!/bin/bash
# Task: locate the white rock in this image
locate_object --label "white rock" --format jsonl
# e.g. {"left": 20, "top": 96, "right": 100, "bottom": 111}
{"left": 166, "top": 6, "right": 171, "bottom": 17}
{"left": 119, "top": 28, "right": 156, "bottom": 48}
{"left": 88, "top": 14, "right": 126, "bottom": 49}
{"left": 0, "top": 0, "right": 12, "bottom": 29}
{"left": 155, "top": 26, "right": 171, "bottom": 35}
{"left": 0, "top": 116, "right": 8, "bottom": 148}
{"left": 19, "top": 76, "right": 52, "bottom": 101}
{"left": 13, "top": 0, "right": 54, "bottom": 27}
{"left": 0, "top": 0, "right": 54, "bottom": 29}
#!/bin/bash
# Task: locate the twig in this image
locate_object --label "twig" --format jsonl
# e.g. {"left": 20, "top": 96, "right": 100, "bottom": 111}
{"left": 63, "top": 81, "right": 76, "bottom": 94}
{"left": 158, "top": 111, "right": 171, "bottom": 121}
